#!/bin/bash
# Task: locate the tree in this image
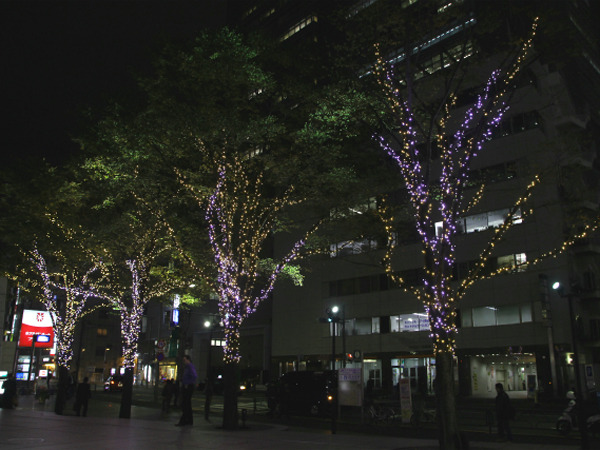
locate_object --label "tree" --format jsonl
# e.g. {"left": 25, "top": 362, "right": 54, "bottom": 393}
{"left": 19, "top": 243, "right": 107, "bottom": 414}
{"left": 78, "top": 27, "right": 380, "bottom": 429}
{"left": 369, "top": 11, "right": 599, "bottom": 449}
{"left": 56, "top": 197, "right": 199, "bottom": 418}
{"left": 0, "top": 162, "right": 110, "bottom": 415}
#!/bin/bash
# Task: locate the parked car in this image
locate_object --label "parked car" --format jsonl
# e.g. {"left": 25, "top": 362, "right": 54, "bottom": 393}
{"left": 104, "top": 375, "right": 124, "bottom": 392}
{"left": 277, "top": 370, "right": 335, "bottom": 416}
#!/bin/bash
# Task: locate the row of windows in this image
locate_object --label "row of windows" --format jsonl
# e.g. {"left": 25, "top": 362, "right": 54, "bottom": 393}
{"left": 332, "top": 312, "right": 429, "bottom": 336}
{"left": 280, "top": 15, "right": 318, "bottom": 42}
{"left": 435, "top": 207, "right": 522, "bottom": 236}
{"left": 466, "top": 161, "right": 518, "bottom": 189}
{"left": 413, "top": 41, "right": 475, "bottom": 81}
{"left": 461, "top": 303, "right": 532, "bottom": 327}
{"left": 330, "top": 197, "right": 377, "bottom": 219}
{"left": 330, "top": 305, "right": 533, "bottom": 337}
{"left": 326, "top": 254, "right": 526, "bottom": 297}
{"left": 489, "top": 111, "right": 542, "bottom": 140}
{"left": 330, "top": 238, "right": 380, "bottom": 258}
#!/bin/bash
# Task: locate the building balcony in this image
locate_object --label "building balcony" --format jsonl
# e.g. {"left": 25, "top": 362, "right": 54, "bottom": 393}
{"left": 554, "top": 114, "right": 589, "bottom": 133}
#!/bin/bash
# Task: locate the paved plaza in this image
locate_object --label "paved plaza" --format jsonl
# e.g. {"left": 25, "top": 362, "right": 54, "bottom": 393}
{"left": 0, "top": 395, "right": 585, "bottom": 450}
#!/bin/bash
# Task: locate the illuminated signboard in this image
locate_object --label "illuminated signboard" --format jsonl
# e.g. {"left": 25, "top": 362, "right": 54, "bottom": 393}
{"left": 18, "top": 310, "right": 54, "bottom": 348}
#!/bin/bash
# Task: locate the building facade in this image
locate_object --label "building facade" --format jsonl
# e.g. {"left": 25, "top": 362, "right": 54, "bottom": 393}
{"left": 229, "top": 0, "right": 600, "bottom": 398}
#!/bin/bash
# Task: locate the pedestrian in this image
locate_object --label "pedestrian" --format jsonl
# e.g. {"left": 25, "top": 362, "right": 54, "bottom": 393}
{"left": 495, "top": 382, "right": 514, "bottom": 442}
{"left": 161, "top": 379, "right": 174, "bottom": 413}
{"left": 73, "top": 377, "right": 92, "bottom": 417}
{"left": 172, "top": 379, "right": 180, "bottom": 407}
{"left": 1, "top": 373, "right": 18, "bottom": 409}
{"left": 175, "top": 355, "right": 197, "bottom": 427}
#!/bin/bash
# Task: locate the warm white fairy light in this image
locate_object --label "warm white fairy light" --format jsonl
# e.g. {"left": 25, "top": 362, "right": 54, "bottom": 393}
{"left": 374, "top": 19, "right": 540, "bottom": 355}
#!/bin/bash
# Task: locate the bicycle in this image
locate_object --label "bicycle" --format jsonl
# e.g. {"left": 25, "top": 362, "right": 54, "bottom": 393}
{"left": 366, "top": 404, "right": 396, "bottom": 426}
{"left": 410, "top": 408, "right": 436, "bottom": 427}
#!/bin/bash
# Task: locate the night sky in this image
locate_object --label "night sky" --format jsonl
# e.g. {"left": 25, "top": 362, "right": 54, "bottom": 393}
{"left": 1, "top": 1, "right": 229, "bottom": 165}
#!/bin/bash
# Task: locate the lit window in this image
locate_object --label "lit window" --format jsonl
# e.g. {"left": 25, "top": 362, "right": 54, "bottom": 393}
{"left": 280, "top": 16, "right": 318, "bottom": 42}
{"left": 390, "top": 313, "right": 429, "bottom": 332}
{"left": 435, "top": 207, "right": 522, "bottom": 237}
{"left": 331, "top": 197, "right": 377, "bottom": 219}
{"left": 497, "top": 253, "right": 527, "bottom": 273}
{"left": 242, "top": 5, "right": 257, "bottom": 18}
{"left": 330, "top": 238, "right": 378, "bottom": 257}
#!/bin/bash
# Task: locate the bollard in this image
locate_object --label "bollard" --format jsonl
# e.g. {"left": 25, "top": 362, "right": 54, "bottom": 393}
{"left": 241, "top": 408, "right": 247, "bottom": 426}
{"left": 253, "top": 397, "right": 257, "bottom": 414}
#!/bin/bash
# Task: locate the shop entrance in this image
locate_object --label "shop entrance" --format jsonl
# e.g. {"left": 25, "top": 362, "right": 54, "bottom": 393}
{"left": 468, "top": 352, "right": 536, "bottom": 396}
{"left": 392, "top": 357, "right": 436, "bottom": 396}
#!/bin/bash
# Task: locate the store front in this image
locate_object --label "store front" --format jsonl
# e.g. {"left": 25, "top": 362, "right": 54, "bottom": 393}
{"left": 392, "top": 356, "right": 436, "bottom": 396}
{"left": 466, "top": 352, "right": 537, "bottom": 396}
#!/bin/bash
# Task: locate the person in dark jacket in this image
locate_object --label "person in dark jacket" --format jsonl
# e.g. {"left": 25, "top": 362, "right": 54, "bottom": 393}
{"left": 175, "top": 355, "right": 197, "bottom": 426}
{"left": 73, "top": 377, "right": 92, "bottom": 417}
{"left": 495, "top": 383, "right": 513, "bottom": 442}
{"left": 1, "top": 373, "right": 17, "bottom": 409}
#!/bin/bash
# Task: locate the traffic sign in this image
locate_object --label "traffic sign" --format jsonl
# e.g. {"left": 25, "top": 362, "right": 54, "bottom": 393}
{"left": 157, "top": 340, "right": 166, "bottom": 350}
{"left": 156, "top": 352, "right": 165, "bottom": 362}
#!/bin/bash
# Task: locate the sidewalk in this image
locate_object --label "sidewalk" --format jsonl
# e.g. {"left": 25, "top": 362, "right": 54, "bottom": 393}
{"left": 0, "top": 395, "right": 582, "bottom": 450}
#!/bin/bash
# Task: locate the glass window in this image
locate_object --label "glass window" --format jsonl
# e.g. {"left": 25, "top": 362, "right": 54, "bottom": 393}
{"left": 487, "top": 208, "right": 508, "bottom": 228}
{"left": 496, "top": 305, "right": 520, "bottom": 325}
{"left": 390, "top": 315, "right": 400, "bottom": 332}
{"left": 372, "top": 317, "right": 380, "bottom": 334}
{"left": 344, "top": 319, "right": 354, "bottom": 336}
{"left": 359, "top": 276, "right": 371, "bottom": 293}
{"left": 391, "top": 313, "right": 429, "bottom": 332}
{"left": 524, "top": 111, "right": 540, "bottom": 130}
{"left": 512, "top": 114, "right": 525, "bottom": 133}
{"left": 472, "top": 307, "right": 496, "bottom": 327}
{"left": 462, "top": 308, "right": 473, "bottom": 327}
{"left": 521, "top": 304, "right": 533, "bottom": 322}
{"left": 354, "top": 318, "right": 372, "bottom": 335}
{"left": 338, "top": 279, "right": 356, "bottom": 296}
{"left": 465, "top": 213, "right": 488, "bottom": 233}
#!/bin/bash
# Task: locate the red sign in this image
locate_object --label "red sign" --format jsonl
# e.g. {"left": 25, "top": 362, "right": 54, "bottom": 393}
{"left": 18, "top": 310, "right": 54, "bottom": 348}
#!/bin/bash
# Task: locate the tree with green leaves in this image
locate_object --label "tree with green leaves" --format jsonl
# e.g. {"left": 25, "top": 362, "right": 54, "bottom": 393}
{"left": 353, "top": 3, "right": 600, "bottom": 448}
{"left": 78, "top": 27, "right": 385, "bottom": 429}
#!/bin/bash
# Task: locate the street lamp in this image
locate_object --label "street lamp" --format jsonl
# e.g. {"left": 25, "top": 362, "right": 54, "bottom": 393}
{"left": 321, "top": 306, "right": 343, "bottom": 434}
{"left": 204, "top": 316, "right": 219, "bottom": 421}
{"left": 552, "top": 281, "right": 589, "bottom": 449}
{"left": 103, "top": 345, "right": 111, "bottom": 382}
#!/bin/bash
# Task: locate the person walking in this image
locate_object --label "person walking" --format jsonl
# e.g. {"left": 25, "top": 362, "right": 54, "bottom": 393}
{"left": 73, "top": 377, "right": 92, "bottom": 417}
{"left": 1, "top": 373, "right": 18, "bottom": 409}
{"left": 495, "top": 382, "right": 513, "bottom": 442}
{"left": 175, "top": 355, "right": 197, "bottom": 427}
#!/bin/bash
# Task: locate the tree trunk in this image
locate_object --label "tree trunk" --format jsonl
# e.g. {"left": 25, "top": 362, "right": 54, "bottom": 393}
{"left": 436, "top": 352, "right": 464, "bottom": 450}
{"left": 54, "top": 365, "right": 69, "bottom": 415}
{"left": 221, "top": 361, "right": 239, "bottom": 430}
{"left": 119, "top": 367, "right": 134, "bottom": 418}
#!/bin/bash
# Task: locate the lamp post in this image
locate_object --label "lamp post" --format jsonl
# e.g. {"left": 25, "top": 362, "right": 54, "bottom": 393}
{"left": 327, "top": 307, "right": 340, "bottom": 434}
{"left": 204, "top": 317, "right": 219, "bottom": 421}
{"left": 103, "top": 346, "right": 111, "bottom": 382}
{"left": 204, "top": 320, "right": 215, "bottom": 385}
{"left": 552, "top": 281, "right": 588, "bottom": 450}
